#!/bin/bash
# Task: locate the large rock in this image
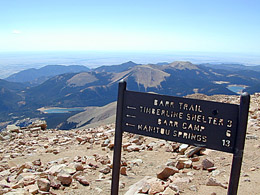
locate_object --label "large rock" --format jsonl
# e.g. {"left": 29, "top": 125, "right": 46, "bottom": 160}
{"left": 148, "top": 180, "right": 165, "bottom": 195}
{"left": 47, "top": 164, "right": 66, "bottom": 176}
{"left": 6, "top": 125, "right": 20, "bottom": 133}
{"left": 48, "top": 175, "right": 61, "bottom": 189}
{"left": 125, "top": 176, "right": 153, "bottom": 195}
{"left": 25, "top": 184, "right": 38, "bottom": 194}
{"left": 157, "top": 166, "right": 179, "bottom": 180}
{"left": 57, "top": 172, "right": 72, "bottom": 186}
{"left": 37, "top": 178, "right": 50, "bottom": 192}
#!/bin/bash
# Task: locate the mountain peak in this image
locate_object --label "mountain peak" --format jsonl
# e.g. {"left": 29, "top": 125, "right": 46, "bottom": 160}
{"left": 167, "top": 61, "right": 198, "bottom": 70}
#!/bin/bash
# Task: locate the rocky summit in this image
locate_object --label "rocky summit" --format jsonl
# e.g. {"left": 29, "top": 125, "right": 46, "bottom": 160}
{"left": 0, "top": 94, "right": 260, "bottom": 195}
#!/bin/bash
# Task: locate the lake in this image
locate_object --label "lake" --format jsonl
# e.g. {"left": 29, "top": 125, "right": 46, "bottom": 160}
{"left": 43, "top": 107, "right": 85, "bottom": 114}
{"left": 227, "top": 85, "right": 246, "bottom": 94}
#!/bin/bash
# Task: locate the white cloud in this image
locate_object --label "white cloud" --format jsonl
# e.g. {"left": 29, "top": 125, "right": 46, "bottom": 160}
{"left": 12, "top": 30, "right": 22, "bottom": 34}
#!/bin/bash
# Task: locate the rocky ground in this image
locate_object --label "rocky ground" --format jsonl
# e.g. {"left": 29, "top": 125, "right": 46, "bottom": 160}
{"left": 0, "top": 94, "right": 260, "bottom": 195}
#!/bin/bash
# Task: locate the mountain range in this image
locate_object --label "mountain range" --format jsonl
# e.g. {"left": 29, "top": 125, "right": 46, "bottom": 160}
{"left": 5, "top": 65, "right": 90, "bottom": 86}
{"left": 1, "top": 61, "right": 260, "bottom": 129}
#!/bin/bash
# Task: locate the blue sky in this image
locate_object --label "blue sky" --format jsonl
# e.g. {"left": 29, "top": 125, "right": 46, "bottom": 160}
{"left": 0, "top": 0, "right": 259, "bottom": 54}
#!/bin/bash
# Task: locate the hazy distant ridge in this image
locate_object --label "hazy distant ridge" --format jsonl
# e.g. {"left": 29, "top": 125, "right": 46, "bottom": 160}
{"left": 5, "top": 65, "right": 90, "bottom": 86}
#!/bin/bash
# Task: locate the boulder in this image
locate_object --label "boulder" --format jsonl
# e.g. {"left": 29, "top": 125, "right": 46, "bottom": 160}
{"left": 48, "top": 175, "right": 61, "bottom": 189}
{"left": 57, "top": 172, "right": 72, "bottom": 186}
{"left": 37, "top": 178, "right": 50, "bottom": 192}
{"left": 6, "top": 125, "right": 20, "bottom": 133}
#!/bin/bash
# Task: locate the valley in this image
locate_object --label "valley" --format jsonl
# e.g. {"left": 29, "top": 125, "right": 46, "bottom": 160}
{"left": 0, "top": 61, "right": 260, "bottom": 130}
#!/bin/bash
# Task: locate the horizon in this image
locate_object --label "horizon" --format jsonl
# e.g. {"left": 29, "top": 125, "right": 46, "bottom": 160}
{"left": 0, "top": 50, "right": 260, "bottom": 79}
{"left": 1, "top": 0, "right": 260, "bottom": 54}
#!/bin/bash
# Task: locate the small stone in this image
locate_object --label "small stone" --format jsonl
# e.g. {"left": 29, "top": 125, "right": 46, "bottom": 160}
{"left": 76, "top": 136, "right": 84, "bottom": 143}
{"left": 99, "top": 167, "right": 111, "bottom": 174}
{"left": 179, "top": 144, "right": 189, "bottom": 154}
{"left": 202, "top": 159, "right": 214, "bottom": 170}
{"left": 208, "top": 167, "right": 217, "bottom": 172}
{"left": 184, "top": 159, "right": 193, "bottom": 168}
{"left": 32, "top": 159, "right": 41, "bottom": 166}
{"left": 25, "top": 184, "right": 38, "bottom": 194}
{"left": 11, "top": 180, "right": 24, "bottom": 189}
{"left": 52, "top": 149, "right": 59, "bottom": 155}
{"left": 120, "top": 167, "right": 127, "bottom": 176}
{"left": 212, "top": 170, "right": 220, "bottom": 177}
{"left": 74, "top": 163, "right": 84, "bottom": 171}
{"left": 48, "top": 175, "right": 61, "bottom": 189}
{"left": 0, "top": 179, "right": 11, "bottom": 188}
{"left": 23, "top": 175, "right": 36, "bottom": 186}
{"left": 175, "top": 157, "right": 190, "bottom": 170}
{"left": 125, "top": 144, "right": 144, "bottom": 152}
{"left": 139, "top": 183, "right": 150, "bottom": 193}
{"left": 168, "top": 183, "right": 179, "bottom": 193}
{"left": 161, "top": 187, "right": 178, "bottom": 195}
{"left": 185, "top": 147, "right": 204, "bottom": 157}
{"left": 107, "top": 143, "right": 114, "bottom": 149}
{"left": 170, "top": 176, "right": 191, "bottom": 184}
{"left": 75, "top": 176, "right": 89, "bottom": 186}
{"left": 101, "top": 139, "right": 110, "bottom": 147}
{"left": 206, "top": 177, "right": 227, "bottom": 189}
{"left": 191, "top": 156, "right": 200, "bottom": 162}
{"left": 187, "top": 171, "right": 194, "bottom": 176}
{"left": 0, "top": 134, "right": 4, "bottom": 141}
{"left": 130, "top": 159, "right": 143, "bottom": 166}
{"left": 193, "top": 164, "right": 202, "bottom": 170}
{"left": 189, "top": 185, "right": 198, "bottom": 192}
{"left": 119, "top": 181, "right": 125, "bottom": 189}
{"left": 71, "top": 181, "right": 78, "bottom": 189}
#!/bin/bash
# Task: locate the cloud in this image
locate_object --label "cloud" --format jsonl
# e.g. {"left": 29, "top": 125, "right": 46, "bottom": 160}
{"left": 12, "top": 30, "right": 22, "bottom": 34}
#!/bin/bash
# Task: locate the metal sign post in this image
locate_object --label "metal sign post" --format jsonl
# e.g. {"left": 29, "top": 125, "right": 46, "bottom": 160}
{"left": 111, "top": 81, "right": 250, "bottom": 195}
{"left": 111, "top": 81, "right": 126, "bottom": 195}
{"left": 228, "top": 93, "right": 250, "bottom": 195}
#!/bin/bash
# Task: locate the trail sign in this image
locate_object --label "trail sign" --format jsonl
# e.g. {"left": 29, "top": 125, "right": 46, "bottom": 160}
{"left": 111, "top": 81, "right": 250, "bottom": 195}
